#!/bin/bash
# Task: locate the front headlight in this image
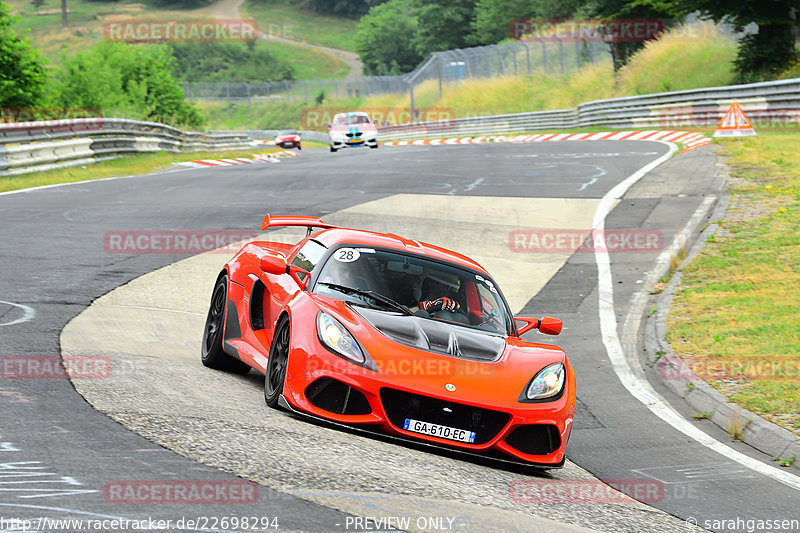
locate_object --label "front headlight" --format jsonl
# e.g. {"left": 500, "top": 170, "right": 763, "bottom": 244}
{"left": 524, "top": 363, "right": 565, "bottom": 400}
{"left": 317, "top": 312, "right": 365, "bottom": 364}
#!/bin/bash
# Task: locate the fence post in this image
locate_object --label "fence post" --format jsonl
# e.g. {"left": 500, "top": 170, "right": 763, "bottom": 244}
{"left": 408, "top": 81, "right": 415, "bottom": 123}
{"left": 438, "top": 54, "right": 443, "bottom": 98}
{"left": 539, "top": 38, "right": 547, "bottom": 72}
{"left": 511, "top": 44, "right": 518, "bottom": 75}
{"left": 520, "top": 41, "right": 530, "bottom": 73}
{"left": 556, "top": 37, "right": 565, "bottom": 73}
{"left": 497, "top": 47, "right": 504, "bottom": 75}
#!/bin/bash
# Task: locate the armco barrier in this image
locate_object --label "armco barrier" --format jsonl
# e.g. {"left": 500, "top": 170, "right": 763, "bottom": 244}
{"left": 375, "top": 78, "right": 800, "bottom": 141}
{"left": 4, "top": 77, "right": 800, "bottom": 174}
{"left": 0, "top": 118, "right": 253, "bottom": 176}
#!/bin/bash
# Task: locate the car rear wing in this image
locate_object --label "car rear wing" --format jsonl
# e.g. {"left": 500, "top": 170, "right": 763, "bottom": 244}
{"left": 260, "top": 213, "right": 340, "bottom": 233}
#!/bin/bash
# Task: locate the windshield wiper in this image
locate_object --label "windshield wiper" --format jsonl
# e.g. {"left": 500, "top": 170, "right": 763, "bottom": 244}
{"left": 318, "top": 282, "right": 415, "bottom": 316}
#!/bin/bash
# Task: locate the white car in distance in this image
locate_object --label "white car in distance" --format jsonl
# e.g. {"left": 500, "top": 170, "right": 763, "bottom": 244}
{"left": 328, "top": 112, "right": 379, "bottom": 152}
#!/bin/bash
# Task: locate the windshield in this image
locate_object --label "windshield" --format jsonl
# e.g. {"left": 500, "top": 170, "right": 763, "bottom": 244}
{"left": 333, "top": 114, "right": 371, "bottom": 126}
{"left": 278, "top": 130, "right": 297, "bottom": 136}
{"left": 313, "top": 246, "right": 512, "bottom": 334}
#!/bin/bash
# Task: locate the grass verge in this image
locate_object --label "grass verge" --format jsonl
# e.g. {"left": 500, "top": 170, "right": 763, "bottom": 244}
{"left": 667, "top": 131, "right": 800, "bottom": 435}
{"left": 0, "top": 148, "right": 279, "bottom": 193}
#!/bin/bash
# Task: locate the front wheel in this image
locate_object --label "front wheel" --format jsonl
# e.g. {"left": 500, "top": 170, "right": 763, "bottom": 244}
{"left": 330, "top": 146, "right": 337, "bottom": 152}
{"left": 264, "top": 317, "right": 291, "bottom": 408}
{"left": 201, "top": 275, "right": 251, "bottom": 374}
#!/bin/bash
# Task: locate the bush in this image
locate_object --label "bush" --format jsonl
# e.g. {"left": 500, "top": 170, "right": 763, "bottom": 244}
{"left": 0, "top": 2, "right": 48, "bottom": 108}
{"left": 170, "top": 42, "right": 294, "bottom": 83}
{"left": 51, "top": 41, "right": 203, "bottom": 127}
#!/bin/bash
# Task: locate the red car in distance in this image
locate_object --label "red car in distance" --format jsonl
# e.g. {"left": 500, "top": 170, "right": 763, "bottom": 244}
{"left": 275, "top": 130, "right": 301, "bottom": 150}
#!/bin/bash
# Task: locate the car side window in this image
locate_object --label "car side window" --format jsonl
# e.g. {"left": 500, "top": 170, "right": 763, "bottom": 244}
{"left": 291, "top": 240, "right": 327, "bottom": 273}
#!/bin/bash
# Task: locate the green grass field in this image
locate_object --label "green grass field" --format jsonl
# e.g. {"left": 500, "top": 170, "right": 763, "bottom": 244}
{"left": 241, "top": 0, "right": 358, "bottom": 52}
{"left": 257, "top": 40, "right": 347, "bottom": 79}
{"left": 8, "top": 0, "right": 351, "bottom": 78}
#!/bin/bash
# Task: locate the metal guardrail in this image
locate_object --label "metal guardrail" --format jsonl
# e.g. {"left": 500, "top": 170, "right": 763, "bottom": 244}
{"left": 373, "top": 78, "right": 800, "bottom": 141}
{"left": 0, "top": 118, "right": 253, "bottom": 176}
{"left": 3, "top": 77, "right": 799, "bottom": 174}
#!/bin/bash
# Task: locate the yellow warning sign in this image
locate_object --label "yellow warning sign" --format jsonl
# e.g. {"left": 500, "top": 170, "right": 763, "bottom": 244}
{"left": 713, "top": 102, "right": 757, "bottom": 137}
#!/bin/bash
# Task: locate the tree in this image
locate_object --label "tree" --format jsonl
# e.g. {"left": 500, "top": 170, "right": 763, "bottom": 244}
{"left": 52, "top": 42, "right": 203, "bottom": 127}
{"left": 576, "top": 0, "right": 674, "bottom": 71}
{"left": 0, "top": 2, "right": 48, "bottom": 109}
{"left": 356, "top": 0, "right": 423, "bottom": 74}
{"left": 470, "top": 0, "right": 585, "bottom": 45}
{"left": 640, "top": 0, "right": 798, "bottom": 80}
{"left": 307, "top": 0, "right": 387, "bottom": 19}
{"left": 411, "top": 0, "right": 478, "bottom": 53}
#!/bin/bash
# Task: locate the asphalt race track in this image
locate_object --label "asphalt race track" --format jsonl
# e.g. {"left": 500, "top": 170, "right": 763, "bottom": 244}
{"left": 1, "top": 141, "right": 798, "bottom": 532}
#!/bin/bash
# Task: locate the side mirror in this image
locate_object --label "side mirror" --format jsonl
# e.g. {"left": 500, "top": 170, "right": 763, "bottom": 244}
{"left": 260, "top": 254, "right": 286, "bottom": 275}
{"left": 326, "top": 124, "right": 332, "bottom": 130}
{"left": 515, "top": 316, "right": 563, "bottom": 336}
{"left": 260, "top": 254, "right": 310, "bottom": 289}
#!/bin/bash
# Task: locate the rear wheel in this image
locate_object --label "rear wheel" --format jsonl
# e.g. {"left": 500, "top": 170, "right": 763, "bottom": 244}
{"left": 264, "top": 317, "right": 291, "bottom": 408}
{"left": 201, "top": 275, "right": 251, "bottom": 374}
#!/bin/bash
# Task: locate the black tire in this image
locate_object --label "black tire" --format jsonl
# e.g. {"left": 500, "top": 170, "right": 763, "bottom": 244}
{"left": 330, "top": 146, "right": 337, "bottom": 153}
{"left": 201, "top": 275, "right": 251, "bottom": 374}
{"left": 264, "top": 317, "right": 291, "bottom": 408}
{"left": 297, "top": 145, "right": 302, "bottom": 150}
{"left": 370, "top": 143, "right": 378, "bottom": 149}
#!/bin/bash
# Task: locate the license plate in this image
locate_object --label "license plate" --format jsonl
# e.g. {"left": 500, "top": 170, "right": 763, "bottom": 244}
{"left": 403, "top": 418, "right": 476, "bottom": 443}
{"left": 347, "top": 138, "right": 362, "bottom": 144}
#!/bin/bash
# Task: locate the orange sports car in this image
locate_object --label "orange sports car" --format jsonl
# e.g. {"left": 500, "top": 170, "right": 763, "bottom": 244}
{"left": 201, "top": 214, "right": 575, "bottom": 468}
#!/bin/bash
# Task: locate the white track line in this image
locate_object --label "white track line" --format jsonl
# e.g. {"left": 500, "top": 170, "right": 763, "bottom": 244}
{"left": 592, "top": 141, "right": 800, "bottom": 491}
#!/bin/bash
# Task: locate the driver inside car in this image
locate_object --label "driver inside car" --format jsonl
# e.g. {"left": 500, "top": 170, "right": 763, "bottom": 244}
{"left": 412, "top": 270, "right": 462, "bottom": 314}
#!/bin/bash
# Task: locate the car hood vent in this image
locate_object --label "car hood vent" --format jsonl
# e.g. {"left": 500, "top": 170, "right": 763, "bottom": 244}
{"left": 353, "top": 306, "right": 505, "bottom": 362}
